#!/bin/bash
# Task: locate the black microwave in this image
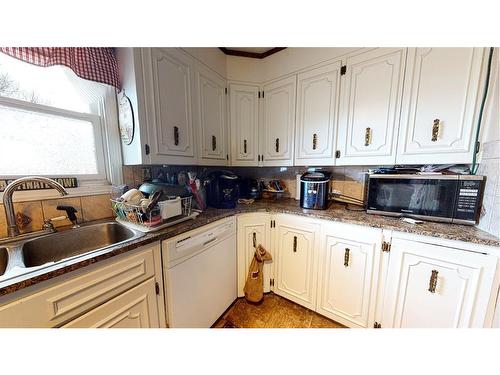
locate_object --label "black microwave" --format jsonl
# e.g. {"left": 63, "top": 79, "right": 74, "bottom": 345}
{"left": 366, "top": 174, "right": 485, "bottom": 225}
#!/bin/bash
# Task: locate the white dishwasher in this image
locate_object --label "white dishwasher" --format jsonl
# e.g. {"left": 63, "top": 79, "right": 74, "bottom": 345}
{"left": 162, "top": 217, "right": 237, "bottom": 328}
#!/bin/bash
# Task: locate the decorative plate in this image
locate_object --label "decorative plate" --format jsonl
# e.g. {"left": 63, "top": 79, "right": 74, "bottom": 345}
{"left": 118, "top": 90, "right": 135, "bottom": 145}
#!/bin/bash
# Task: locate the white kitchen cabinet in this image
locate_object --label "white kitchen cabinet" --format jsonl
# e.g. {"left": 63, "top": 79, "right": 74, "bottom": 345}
{"left": 316, "top": 222, "right": 383, "bottom": 328}
{"left": 261, "top": 76, "right": 297, "bottom": 166}
{"left": 274, "top": 214, "right": 320, "bottom": 310}
{"left": 295, "top": 62, "right": 342, "bottom": 166}
{"left": 143, "top": 48, "right": 197, "bottom": 164}
{"left": 194, "top": 62, "right": 228, "bottom": 165}
{"left": 229, "top": 83, "right": 260, "bottom": 166}
{"left": 337, "top": 48, "right": 406, "bottom": 165}
{"left": 237, "top": 213, "right": 273, "bottom": 297}
{"left": 382, "top": 236, "right": 497, "bottom": 328}
{"left": 63, "top": 278, "right": 160, "bottom": 328}
{"left": 396, "top": 47, "right": 486, "bottom": 164}
{"left": 0, "top": 242, "right": 164, "bottom": 328}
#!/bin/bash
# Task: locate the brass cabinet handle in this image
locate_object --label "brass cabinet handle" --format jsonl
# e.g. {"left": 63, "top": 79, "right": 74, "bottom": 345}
{"left": 275, "top": 138, "right": 280, "bottom": 153}
{"left": 173, "top": 126, "right": 179, "bottom": 146}
{"left": 252, "top": 232, "right": 256, "bottom": 248}
{"left": 428, "top": 269, "right": 439, "bottom": 293}
{"left": 364, "top": 127, "right": 372, "bottom": 146}
{"left": 211, "top": 135, "right": 217, "bottom": 151}
{"left": 344, "top": 248, "right": 350, "bottom": 267}
{"left": 293, "top": 236, "right": 297, "bottom": 253}
{"left": 431, "top": 119, "right": 440, "bottom": 142}
{"left": 243, "top": 139, "right": 247, "bottom": 154}
{"left": 312, "top": 133, "right": 317, "bottom": 150}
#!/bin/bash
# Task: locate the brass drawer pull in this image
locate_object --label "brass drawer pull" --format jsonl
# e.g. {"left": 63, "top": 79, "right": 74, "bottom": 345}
{"left": 431, "top": 119, "right": 440, "bottom": 142}
{"left": 428, "top": 269, "right": 439, "bottom": 293}
{"left": 312, "top": 133, "right": 317, "bottom": 150}
{"left": 243, "top": 139, "right": 247, "bottom": 154}
{"left": 364, "top": 127, "right": 372, "bottom": 146}
{"left": 174, "top": 126, "right": 179, "bottom": 146}
{"left": 344, "top": 248, "right": 350, "bottom": 267}
{"left": 293, "top": 236, "right": 297, "bottom": 253}
{"left": 211, "top": 135, "right": 217, "bottom": 151}
{"left": 275, "top": 138, "right": 280, "bottom": 153}
{"left": 252, "top": 232, "right": 256, "bottom": 248}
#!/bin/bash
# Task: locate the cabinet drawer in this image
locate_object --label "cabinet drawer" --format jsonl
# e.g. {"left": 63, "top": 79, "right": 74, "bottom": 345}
{"left": 63, "top": 278, "right": 159, "bottom": 328}
{"left": 0, "top": 243, "right": 158, "bottom": 327}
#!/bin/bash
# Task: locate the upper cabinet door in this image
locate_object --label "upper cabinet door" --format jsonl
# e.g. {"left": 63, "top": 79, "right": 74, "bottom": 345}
{"left": 337, "top": 48, "right": 406, "bottom": 165}
{"left": 194, "top": 63, "right": 228, "bottom": 165}
{"left": 261, "top": 76, "right": 297, "bottom": 166}
{"left": 145, "top": 48, "right": 197, "bottom": 164}
{"left": 295, "top": 62, "right": 342, "bottom": 166}
{"left": 382, "top": 237, "right": 497, "bottom": 328}
{"left": 229, "top": 84, "right": 260, "bottom": 166}
{"left": 396, "top": 48, "right": 486, "bottom": 164}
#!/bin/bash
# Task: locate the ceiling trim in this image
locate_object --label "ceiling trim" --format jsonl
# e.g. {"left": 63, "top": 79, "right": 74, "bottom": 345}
{"left": 219, "top": 47, "right": 287, "bottom": 59}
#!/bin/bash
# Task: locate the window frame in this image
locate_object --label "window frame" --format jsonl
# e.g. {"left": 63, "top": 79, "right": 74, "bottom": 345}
{"left": 0, "top": 86, "right": 123, "bottom": 202}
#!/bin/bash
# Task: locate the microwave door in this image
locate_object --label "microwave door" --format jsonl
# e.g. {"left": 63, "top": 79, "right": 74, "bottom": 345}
{"left": 368, "top": 178, "right": 457, "bottom": 219}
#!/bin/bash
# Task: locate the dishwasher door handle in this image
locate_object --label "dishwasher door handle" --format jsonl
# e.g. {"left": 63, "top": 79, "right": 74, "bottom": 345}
{"left": 203, "top": 237, "right": 218, "bottom": 247}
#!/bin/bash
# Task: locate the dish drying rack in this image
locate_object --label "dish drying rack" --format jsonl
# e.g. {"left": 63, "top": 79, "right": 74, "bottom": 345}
{"left": 110, "top": 196, "right": 198, "bottom": 232}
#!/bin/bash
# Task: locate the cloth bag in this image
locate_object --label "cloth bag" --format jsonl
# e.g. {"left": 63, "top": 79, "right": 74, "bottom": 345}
{"left": 243, "top": 244, "right": 272, "bottom": 303}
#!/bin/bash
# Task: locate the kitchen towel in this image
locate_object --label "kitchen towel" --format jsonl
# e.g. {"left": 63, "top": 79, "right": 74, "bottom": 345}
{"left": 243, "top": 244, "right": 272, "bottom": 303}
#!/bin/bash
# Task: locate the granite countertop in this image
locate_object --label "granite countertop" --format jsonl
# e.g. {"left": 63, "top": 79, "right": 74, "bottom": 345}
{"left": 1, "top": 198, "right": 498, "bottom": 297}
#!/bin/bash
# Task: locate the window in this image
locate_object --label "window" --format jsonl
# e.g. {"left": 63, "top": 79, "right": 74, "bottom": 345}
{"left": 0, "top": 52, "right": 118, "bottom": 187}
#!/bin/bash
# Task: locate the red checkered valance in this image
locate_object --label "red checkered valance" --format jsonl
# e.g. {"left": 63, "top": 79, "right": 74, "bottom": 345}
{"left": 0, "top": 47, "right": 120, "bottom": 89}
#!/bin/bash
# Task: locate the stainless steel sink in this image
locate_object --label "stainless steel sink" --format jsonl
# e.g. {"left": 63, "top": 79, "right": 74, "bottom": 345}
{"left": 21, "top": 222, "right": 143, "bottom": 267}
{"left": 0, "top": 222, "right": 144, "bottom": 285}
{"left": 0, "top": 248, "right": 7, "bottom": 276}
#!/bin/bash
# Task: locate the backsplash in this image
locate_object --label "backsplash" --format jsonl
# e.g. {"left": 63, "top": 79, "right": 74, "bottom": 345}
{"left": 477, "top": 140, "right": 500, "bottom": 239}
{"left": 122, "top": 165, "right": 368, "bottom": 202}
{"left": 0, "top": 194, "right": 113, "bottom": 238}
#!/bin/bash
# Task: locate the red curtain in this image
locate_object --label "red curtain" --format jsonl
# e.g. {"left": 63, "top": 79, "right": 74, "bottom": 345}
{"left": 0, "top": 47, "right": 120, "bottom": 89}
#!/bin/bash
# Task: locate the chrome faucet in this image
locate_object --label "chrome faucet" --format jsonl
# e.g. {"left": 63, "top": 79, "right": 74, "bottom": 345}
{"left": 2, "top": 176, "right": 69, "bottom": 238}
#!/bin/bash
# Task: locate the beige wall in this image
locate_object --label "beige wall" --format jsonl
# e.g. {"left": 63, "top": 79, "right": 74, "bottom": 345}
{"left": 477, "top": 49, "right": 500, "bottom": 238}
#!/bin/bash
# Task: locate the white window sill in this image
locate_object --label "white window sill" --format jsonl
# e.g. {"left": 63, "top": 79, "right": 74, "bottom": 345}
{"left": 0, "top": 184, "right": 112, "bottom": 203}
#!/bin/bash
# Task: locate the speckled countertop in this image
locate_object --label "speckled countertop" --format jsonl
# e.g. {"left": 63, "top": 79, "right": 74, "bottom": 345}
{"left": 1, "top": 199, "right": 498, "bottom": 297}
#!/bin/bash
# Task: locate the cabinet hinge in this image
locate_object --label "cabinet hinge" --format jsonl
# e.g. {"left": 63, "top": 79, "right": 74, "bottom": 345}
{"left": 225, "top": 87, "right": 228, "bottom": 95}
{"left": 340, "top": 65, "right": 347, "bottom": 76}
{"left": 258, "top": 91, "right": 261, "bottom": 99}
{"left": 262, "top": 90, "right": 264, "bottom": 98}
{"left": 475, "top": 141, "right": 481, "bottom": 154}
{"left": 270, "top": 278, "right": 275, "bottom": 287}
{"left": 145, "top": 143, "right": 150, "bottom": 155}
{"left": 226, "top": 154, "right": 229, "bottom": 160}
{"left": 270, "top": 219, "right": 275, "bottom": 228}
{"left": 155, "top": 282, "right": 160, "bottom": 295}
{"left": 382, "top": 241, "right": 391, "bottom": 252}
{"left": 335, "top": 150, "right": 341, "bottom": 158}
{"left": 373, "top": 322, "right": 382, "bottom": 328}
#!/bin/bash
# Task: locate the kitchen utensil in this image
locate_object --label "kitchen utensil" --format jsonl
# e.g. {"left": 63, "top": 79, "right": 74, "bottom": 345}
{"left": 120, "top": 188, "right": 144, "bottom": 205}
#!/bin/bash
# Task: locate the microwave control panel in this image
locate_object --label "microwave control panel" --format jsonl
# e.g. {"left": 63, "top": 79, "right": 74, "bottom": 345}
{"left": 454, "top": 179, "right": 484, "bottom": 221}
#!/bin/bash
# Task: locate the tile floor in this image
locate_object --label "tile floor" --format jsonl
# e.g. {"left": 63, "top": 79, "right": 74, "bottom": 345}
{"left": 213, "top": 293, "right": 346, "bottom": 328}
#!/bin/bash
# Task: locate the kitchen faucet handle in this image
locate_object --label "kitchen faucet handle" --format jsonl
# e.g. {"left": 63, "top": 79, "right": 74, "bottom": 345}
{"left": 42, "top": 215, "right": 67, "bottom": 231}
{"left": 56, "top": 205, "right": 80, "bottom": 228}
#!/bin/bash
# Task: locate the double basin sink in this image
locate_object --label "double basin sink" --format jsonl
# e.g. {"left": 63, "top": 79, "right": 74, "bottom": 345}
{"left": 0, "top": 221, "right": 144, "bottom": 281}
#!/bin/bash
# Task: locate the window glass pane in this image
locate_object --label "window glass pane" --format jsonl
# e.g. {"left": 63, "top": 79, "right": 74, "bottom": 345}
{"left": 0, "top": 53, "right": 92, "bottom": 113}
{"left": 0, "top": 105, "right": 99, "bottom": 175}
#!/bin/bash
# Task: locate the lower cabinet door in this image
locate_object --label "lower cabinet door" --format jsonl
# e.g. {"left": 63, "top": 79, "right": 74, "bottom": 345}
{"left": 63, "top": 278, "right": 160, "bottom": 328}
{"left": 382, "top": 238, "right": 497, "bottom": 328}
{"left": 237, "top": 213, "right": 272, "bottom": 297}
{"left": 274, "top": 215, "right": 320, "bottom": 310}
{"left": 316, "top": 223, "right": 382, "bottom": 328}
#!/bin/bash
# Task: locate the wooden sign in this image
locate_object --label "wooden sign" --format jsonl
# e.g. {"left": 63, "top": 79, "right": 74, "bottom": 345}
{"left": 0, "top": 177, "right": 78, "bottom": 192}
